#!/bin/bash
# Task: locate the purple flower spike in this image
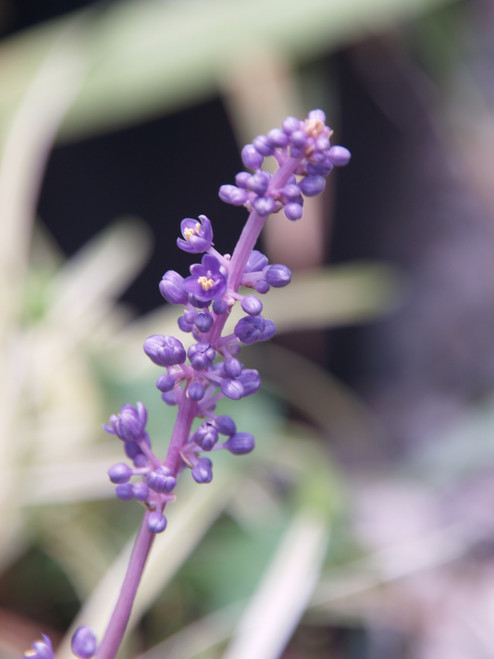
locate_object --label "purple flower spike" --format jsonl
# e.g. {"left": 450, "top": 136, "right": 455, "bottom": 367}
{"left": 104, "top": 402, "right": 147, "bottom": 442}
{"left": 20, "top": 634, "right": 54, "bottom": 659}
{"left": 184, "top": 254, "right": 227, "bottom": 302}
{"left": 144, "top": 334, "right": 186, "bottom": 366}
{"left": 71, "top": 626, "right": 97, "bottom": 659}
{"left": 147, "top": 512, "right": 167, "bottom": 533}
{"left": 224, "top": 432, "right": 255, "bottom": 455}
{"left": 191, "top": 457, "right": 213, "bottom": 483}
{"left": 177, "top": 214, "right": 213, "bottom": 254}
{"left": 159, "top": 270, "right": 188, "bottom": 305}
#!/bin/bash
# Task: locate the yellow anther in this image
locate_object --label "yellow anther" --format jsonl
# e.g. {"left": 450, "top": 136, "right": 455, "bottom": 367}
{"left": 198, "top": 275, "right": 214, "bottom": 291}
{"left": 184, "top": 227, "right": 196, "bottom": 240}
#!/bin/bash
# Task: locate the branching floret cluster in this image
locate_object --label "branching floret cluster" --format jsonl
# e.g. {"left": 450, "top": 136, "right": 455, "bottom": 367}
{"left": 20, "top": 110, "right": 350, "bottom": 659}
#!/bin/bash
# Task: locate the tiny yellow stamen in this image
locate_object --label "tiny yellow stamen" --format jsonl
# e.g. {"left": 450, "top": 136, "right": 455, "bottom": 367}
{"left": 304, "top": 117, "right": 326, "bottom": 138}
{"left": 198, "top": 275, "right": 214, "bottom": 291}
{"left": 25, "top": 651, "right": 36, "bottom": 657}
{"left": 184, "top": 223, "right": 201, "bottom": 241}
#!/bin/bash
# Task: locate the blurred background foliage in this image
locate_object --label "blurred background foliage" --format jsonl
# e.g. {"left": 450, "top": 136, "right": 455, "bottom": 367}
{"left": 2, "top": 0, "right": 494, "bottom": 657}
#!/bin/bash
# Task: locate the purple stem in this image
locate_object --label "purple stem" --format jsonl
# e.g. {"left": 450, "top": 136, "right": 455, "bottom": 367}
{"left": 95, "top": 514, "right": 155, "bottom": 659}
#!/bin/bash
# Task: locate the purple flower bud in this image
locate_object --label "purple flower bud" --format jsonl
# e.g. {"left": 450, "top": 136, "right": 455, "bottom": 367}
{"left": 159, "top": 270, "right": 188, "bottom": 305}
{"left": 147, "top": 511, "right": 167, "bottom": 533}
{"left": 244, "top": 250, "right": 269, "bottom": 273}
{"left": 132, "top": 482, "right": 150, "bottom": 501}
{"left": 162, "top": 390, "right": 177, "bottom": 405}
{"left": 307, "top": 158, "right": 334, "bottom": 176}
{"left": 253, "top": 134, "right": 274, "bottom": 156}
{"left": 215, "top": 415, "right": 236, "bottom": 436}
{"left": 241, "top": 295, "right": 263, "bottom": 315}
{"left": 255, "top": 280, "right": 270, "bottom": 294}
{"left": 282, "top": 116, "right": 302, "bottom": 134}
{"left": 245, "top": 172, "right": 270, "bottom": 195}
{"left": 193, "top": 423, "right": 218, "bottom": 450}
{"left": 146, "top": 467, "right": 176, "bottom": 493}
{"left": 282, "top": 183, "right": 302, "bottom": 200}
{"left": 265, "top": 264, "right": 292, "bottom": 287}
{"left": 184, "top": 254, "right": 227, "bottom": 303}
{"left": 253, "top": 196, "right": 276, "bottom": 217}
{"left": 224, "top": 432, "right": 255, "bottom": 455}
{"left": 235, "top": 171, "right": 251, "bottom": 188}
{"left": 194, "top": 311, "right": 214, "bottom": 333}
{"left": 299, "top": 175, "right": 326, "bottom": 197}
{"left": 238, "top": 369, "right": 262, "bottom": 396}
{"left": 191, "top": 457, "right": 213, "bottom": 483}
{"left": 267, "top": 128, "right": 289, "bottom": 147}
{"left": 291, "top": 129, "right": 307, "bottom": 148}
{"left": 212, "top": 298, "right": 228, "bottom": 314}
{"left": 156, "top": 373, "right": 175, "bottom": 392}
{"left": 241, "top": 144, "right": 264, "bottom": 169}
{"left": 104, "top": 402, "right": 147, "bottom": 442}
{"left": 22, "top": 634, "right": 54, "bottom": 659}
{"left": 234, "top": 316, "right": 265, "bottom": 344}
{"left": 219, "top": 184, "right": 248, "bottom": 206}
{"left": 328, "top": 145, "right": 351, "bottom": 166}
{"left": 224, "top": 357, "right": 243, "bottom": 378}
{"left": 177, "top": 315, "right": 194, "bottom": 332}
{"left": 71, "top": 626, "right": 97, "bottom": 659}
{"left": 144, "top": 335, "right": 186, "bottom": 366}
{"left": 188, "top": 382, "right": 206, "bottom": 400}
{"left": 177, "top": 214, "right": 213, "bottom": 253}
{"left": 188, "top": 342, "right": 215, "bottom": 371}
{"left": 220, "top": 378, "right": 245, "bottom": 400}
{"left": 284, "top": 203, "right": 303, "bottom": 220}
{"left": 115, "top": 483, "right": 134, "bottom": 500}
{"left": 108, "top": 463, "right": 133, "bottom": 484}
{"left": 261, "top": 319, "right": 276, "bottom": 341}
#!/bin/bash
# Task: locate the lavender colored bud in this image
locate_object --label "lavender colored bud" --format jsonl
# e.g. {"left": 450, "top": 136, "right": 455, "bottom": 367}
{"left": 238, "top": 369, "right": 262, "bottom": 396}
{"left": 253, "top": 196, "right": 276, "bottom": 217}
{"left": 253, "top": 134, "right": 274, "bottom": 156}
{"left": 177, "top": 214, "right": 213, "bottom": 254}
{"left": 71, "top": 626, "right": 97, "bottom": 659}
{"left": 22, "top": 634, "right": 54, "bottom": 659}
{"left": 244, "top": 249, "right": 269, "bottom": 273}
{"left": 134, "top": 453, "right": 148, "bottom": 468}
{"left": 284, "top": 202, "right": 303, "bottom": 220}
{"left": 104, "top": 402, "right": 147, "bottom": 442}
{"left": 299, "top": 175, "right": 326, "bottom": 197}
{"left": 291, "top": 129, "right": 307, "bottom": 148}
{"left": 220, "top": 378, "right": 245, "bottom": 400}
{"left": 212, "top": 298, "right": 228, "bottom": 314}
{"left": 235, "top": 171, "right": 251, "bottom": 188}
{"left": 261, "top": 319, "right": 276, "bottom": 341}
{"left": 282, "top": 183, "right": 302, "bottom": 200}
{"left": 159, "top": 270, "right": 188, "bottom": 305}
{"left": 328, "top": 145, "right": 351, "bottom": 166}
{"left": 146, "top": 467, "right": 176, "bottom": 493}
{"left": 255, "top": 280, "right": 270, "bottom": 294}
{"left": 308, "top": 108, "right": 326, "bottom": 123}
{"left": 307, "top": 158, "right": 334, "bottom": 176}
{"left": 162, "top": 390, "right": 177, "bottom": 405}
{"left": 282, "top": 116, "right": 302, "bottom": 134}
{"left": 188, "top": 381, "right": 206, "bottom": 400}
{"left": 177, "top": 315, "right": 194, "bottom": 332}
{"left": 147, "top": 512, "right": 167, "bottom": 533}
{"left": 144, "top": 334, "right": 186, "bottom": 367}
{"left": 132, "top": 482, "right": 150, "bottom": 501}
{"left": 246, "top": 172, "right": 270, "bottom": 196}
{"left": 234, "top": 316, "right": 265, "bottom": 344}
{"left": 241, "top": 295, "right": 263, "bottom": 316}
{"left": 267, "top": 128, "right": 289, "bottom": 147}
{"left": 194, "top": 424, "right": 218, "bottom": 451}
{"left": 265, "top": 264, "right": 292, "bottom": 287}
{"left": 115, "top": 483, "right": 134, "bottom": 500}
{"left": 156, "top": 372, "right": 175, "bottom": 392}
{"left": 108, "top": 463, "right": 133, "bottom": 484}
{"left": 241, "top": 144, "right": 264, "bottom": 169}
{"left": 124, "top": 440, "right": 140, "bottom": 460}
{"left": 191, "top": 457, "right": 213, "bottom": 483}
{"left": 188, "top": 342, "right": 215, "bottom": 370}
{"left": 195, "top": 311, "right": 214, "bottom": 333}
{"left": 215, "top": 415, "right": 237, "bottom": 436}
{"left": 219, "top": 184, "right": 248, "bottom": 206}
{"left": 225, "top": 432, "right": 255, "bottom": 455}
{"left": 224, "top": 357, "right": 243, "bottom": 378}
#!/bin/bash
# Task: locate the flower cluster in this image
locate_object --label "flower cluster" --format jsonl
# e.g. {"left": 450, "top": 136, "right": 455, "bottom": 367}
{"left": 104, "top": 109, "right": 350, "bottom": 538}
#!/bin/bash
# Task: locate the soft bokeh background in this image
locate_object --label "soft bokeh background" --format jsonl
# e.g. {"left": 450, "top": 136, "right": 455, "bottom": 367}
{"left": 2, "top": 0, "right": 494, "bottom": 657}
